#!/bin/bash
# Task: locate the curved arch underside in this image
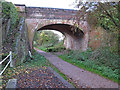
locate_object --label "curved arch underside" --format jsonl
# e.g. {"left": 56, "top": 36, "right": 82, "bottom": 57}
{"left": 38, "top": 24, "right": 84, "bottom": 39}
{"left": 37, "top": 24, "right": 86, "bottom": 50}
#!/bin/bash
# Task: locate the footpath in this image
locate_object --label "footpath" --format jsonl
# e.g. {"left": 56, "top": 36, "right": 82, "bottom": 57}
{"left": 34, "top": 47, "right": 119, "bottom": 88}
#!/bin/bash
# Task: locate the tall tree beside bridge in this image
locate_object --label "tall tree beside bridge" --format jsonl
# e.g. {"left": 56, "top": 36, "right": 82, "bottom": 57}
{"left": 75, "top": 1, "right": 119, "bottom": 52}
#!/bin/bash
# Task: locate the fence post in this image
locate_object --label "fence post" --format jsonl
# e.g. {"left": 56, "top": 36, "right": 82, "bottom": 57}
{"left": 10, "top": 51, "right": 13, "bottom": 67}
{"left": 29, "top": 51, "right": 32, "bottom": 58}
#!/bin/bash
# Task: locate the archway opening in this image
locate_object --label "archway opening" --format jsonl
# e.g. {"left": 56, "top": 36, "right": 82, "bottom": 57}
{"left": 33, "top": 23, "right": 84, "bottom": 52}
{"left": 33, "top": 29, "right": 66, "bottom": 52}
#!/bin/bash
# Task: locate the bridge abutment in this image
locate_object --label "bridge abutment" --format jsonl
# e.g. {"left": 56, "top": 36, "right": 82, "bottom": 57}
{"left": 64, "top": 34, "right": 83, "bottom": 50}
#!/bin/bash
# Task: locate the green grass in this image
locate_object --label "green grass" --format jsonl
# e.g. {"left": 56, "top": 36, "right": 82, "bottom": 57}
{"left": 58, "top": 47, "right": 120, "bottom": 84}
{"left": 35, "top": 41, "right": 66, "bottom": 52}
{"left": 22, "top": 52, "right": 48, "bottom": 68}
{"left": 36, "top": 46, "right": 65, "bottom": 52}
{"left": 36, "top": 46, "right": 47, "bottom": 52}
{"left": 36, "top": 45, "right": 120, "bottom": 84}
{"left": 2, "top": 50, "right": 75, "bottom": 88}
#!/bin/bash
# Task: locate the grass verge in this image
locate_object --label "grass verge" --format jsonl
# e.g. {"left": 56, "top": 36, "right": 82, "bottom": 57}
{"left": 58, "top": 49, "right": 120, "bottom": 84}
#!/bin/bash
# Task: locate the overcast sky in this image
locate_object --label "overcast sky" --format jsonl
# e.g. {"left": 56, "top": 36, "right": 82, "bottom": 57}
{"left": 6, "top": 0, "right": 78, "bottom": 10}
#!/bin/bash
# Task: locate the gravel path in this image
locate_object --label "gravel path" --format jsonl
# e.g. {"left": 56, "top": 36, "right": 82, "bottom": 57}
{"left": 34, "top": 47, "right": 119, "bottom": 88}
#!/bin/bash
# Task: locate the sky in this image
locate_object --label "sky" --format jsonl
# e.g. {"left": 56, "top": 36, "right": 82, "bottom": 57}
{"left": 6, "top": 0, "right": 78, "bottom": 10}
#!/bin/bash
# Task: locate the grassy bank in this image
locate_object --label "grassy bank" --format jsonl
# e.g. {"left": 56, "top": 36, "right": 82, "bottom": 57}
{"left": 58, "top": 47, "right": 120, "bottom": 84}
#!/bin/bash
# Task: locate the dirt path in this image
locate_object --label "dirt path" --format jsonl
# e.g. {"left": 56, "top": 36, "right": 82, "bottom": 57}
{"left": 34, "top": 47, "right": 119, "bottom": 88}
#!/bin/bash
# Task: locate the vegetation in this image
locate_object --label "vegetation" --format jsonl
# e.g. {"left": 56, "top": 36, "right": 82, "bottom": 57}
{"left": 1, "top": 0, "right": 119, "bottom": 88}
{"left": 2, "top": 1, "right": 20, "bottom": 54}
{"left": 2, "top": 50, "right": 46, "bottom": 88}
{"left": 58, "top": 47, "right": 120, "bottom": 84}
{"left": 2, "top": 1, "right": 29, "bottom": 67}
{"left": 34, "top": 30, "right": 60, "bottom": 46}
{"left": 34, "top": 30, "right": 65, "bottom": 52}
{"left": 75, "top": 2, "right": 120, "bottom": 31}
{"left": 1, "top": 50, "right": 70, "bottom": 88}
{"left": 75, "top": 1, "right": 119, "bottom": 53}
{"left": 2, "top": 2, "right": 19, "bottom": 30}
{"left": 36, "top": 41, "right": 65, "bottom": 52}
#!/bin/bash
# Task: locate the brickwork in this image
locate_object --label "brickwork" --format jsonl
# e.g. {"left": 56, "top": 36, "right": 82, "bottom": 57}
{"left": 15, "top": 4, "right": 90, "bottom": 51}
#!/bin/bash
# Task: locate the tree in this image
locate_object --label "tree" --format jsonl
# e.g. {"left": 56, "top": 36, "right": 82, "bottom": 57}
{"left": 74, "top": 1, "right": 120, "bottom": 53}
{"left": 34, "top": 30, "right": 60, "bottom": 47}
{"left": 75, "top": 1, "right": 120, "bottom": 31}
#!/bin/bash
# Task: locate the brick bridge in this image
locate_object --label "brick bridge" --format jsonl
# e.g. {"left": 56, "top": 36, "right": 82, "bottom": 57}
{"left": 15, "top": 4, "right": 90, "bottom": 51}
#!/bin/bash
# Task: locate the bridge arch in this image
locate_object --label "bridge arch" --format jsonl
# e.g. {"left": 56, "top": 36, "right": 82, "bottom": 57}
{"left": 24, "top": 6, "right": 90, "bottom": 51}
{"left": 37, "top": 24, "right": 85, "bottom": 50}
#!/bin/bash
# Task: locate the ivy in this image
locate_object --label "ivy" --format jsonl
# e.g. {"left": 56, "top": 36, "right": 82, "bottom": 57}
{"left": 2, "top": 2, "right": 19, "bottom": 30}
{"left": 9, "top": 2, "right": 19, "bottom": 29}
